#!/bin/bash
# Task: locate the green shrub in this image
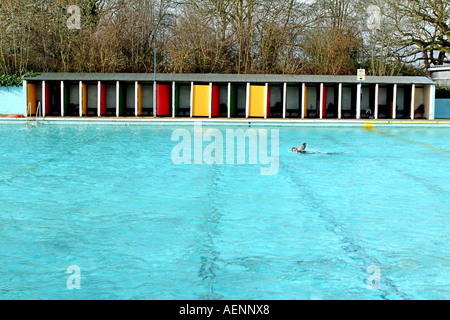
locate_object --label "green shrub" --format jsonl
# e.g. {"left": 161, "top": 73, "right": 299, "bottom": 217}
{"left": 436, "top": 86, "right": 450, "bottom": 99}
{"left": 0, "top": 72, "right": 39, "bottom": 87}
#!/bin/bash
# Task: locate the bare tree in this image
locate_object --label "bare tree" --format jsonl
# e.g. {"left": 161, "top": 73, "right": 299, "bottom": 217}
{"left": 385, "top": 0, "right": 450, "bottom": 69}
{"left": 299, "top": 0, "right": 361, "bottom": 75}
{"left": 0, "top": 0, "right": 34, "bottom": 75}
{"left": 0, "top": 0, "right": 437, "bottom": 77}
{"left": 166, "top": 8, "right": 221, "bottom": 72}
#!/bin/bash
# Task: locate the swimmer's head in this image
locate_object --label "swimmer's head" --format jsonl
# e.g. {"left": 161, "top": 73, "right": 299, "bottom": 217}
{"left": 302, "top": 143, "right": 307, "bottom": 147}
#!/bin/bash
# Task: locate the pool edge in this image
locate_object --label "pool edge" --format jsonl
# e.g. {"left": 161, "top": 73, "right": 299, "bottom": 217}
{"left": 1, "top": 117, "right": 450, "bottom": 127}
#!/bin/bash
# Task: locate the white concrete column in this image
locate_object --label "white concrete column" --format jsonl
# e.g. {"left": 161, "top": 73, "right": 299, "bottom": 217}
{"left": 42, "top": 81, "right": 46, "bottom": 117}
{"left": 116, "top": 81, "right": 120, "bottom": 117}
{"left": 301, "top": 83, "right": 306, "bottom": 119}
{"left": 246, "top": 83, "right": 250, "bottom": 118}
{"left": 338, "top": 83, "right": 342, "bottom": 119}
{"left": 429, "top": 85, "right": 435, "bottom": 120}
{"left": 209, "top": 82, "right": 213, "bottom": 119}
{"left": 61, "top": 81, "right": 65, "bottom": 117}
{"left": 356, "top": 82, "right": 362, "bottom": 120}
{"left": 97, "top": 81, "right": 101, "bottom": 117}
{"left": 227, "top": 83, "right": 231, "bottom": 119}
{"left": 320, "top": 83, "right": 324, "bottom": 119}
{"left": 79, "top": 81, "right": 83, "bottom": 117}
{"left": 153, "top": 81, "right": 157, "bottom": 118}
{"left": 135, "top": 81, "right": 138, "bottom": 117}
{"left": 264, "top": 83, "right": 268, "bottom": 119}
{"left": 172, "top": 82, "right": 176, "bottom": 118}
{"left": 23, "top": 80, "right": 28, "bottom": 116}
{"left": 374, "top": 84, "right": 379, "bottom": 120}
{"left": 410, "top": 84, "right": 415, "bottom": 120}
{"left": 392, "top": 84, "right": 397, "bottom": 119}
{"left": 190, "top": 82, "right": 194, "bottom": 118}
{"left": 283, "top": 83, "right": 287, "bottom": 119}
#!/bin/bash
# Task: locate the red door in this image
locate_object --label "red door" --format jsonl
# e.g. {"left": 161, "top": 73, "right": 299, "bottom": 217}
{"left": 157, "top": 84, "right": 171, "bottom": 116}
{"left": 100, "top": 83, "right": 107, "bottom": 116}
{"left": 211, "top": 85, "right": 220, "bottom": 117}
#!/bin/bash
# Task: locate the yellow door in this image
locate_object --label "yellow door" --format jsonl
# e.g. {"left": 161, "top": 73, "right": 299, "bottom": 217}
{"left": 193, "top": 85, "right": 210, "bottom": 117}
{"left": 249, "top": 85, "right": 265, "bottom": 117}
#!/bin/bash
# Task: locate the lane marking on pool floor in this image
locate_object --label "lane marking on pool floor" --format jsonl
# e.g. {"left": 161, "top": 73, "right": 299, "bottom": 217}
{"left": 364, "top": 128, "right": 450, "bottom": 154}
{"left": 281, "top": 164, "right": 408, "bottom": 299}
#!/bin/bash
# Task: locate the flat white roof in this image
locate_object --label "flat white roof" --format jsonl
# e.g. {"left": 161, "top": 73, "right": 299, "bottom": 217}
{"left": 25, "top": 73, "right": 436, "bottom": 85}
{"left": 429, "top": 67, "right": 450, "bottom": 72}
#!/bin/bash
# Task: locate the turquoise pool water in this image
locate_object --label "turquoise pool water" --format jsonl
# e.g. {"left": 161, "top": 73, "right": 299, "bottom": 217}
{"left": 0, "top": 123, "right": 449, "bottom": 300}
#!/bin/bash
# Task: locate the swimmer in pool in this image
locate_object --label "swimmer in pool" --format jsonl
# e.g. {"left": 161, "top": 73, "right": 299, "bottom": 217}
{"left": 291, "top": 143, "right": 307, "bottom": 153}
{"left": 292, "top": 143, "right": 349, "bottom": 155}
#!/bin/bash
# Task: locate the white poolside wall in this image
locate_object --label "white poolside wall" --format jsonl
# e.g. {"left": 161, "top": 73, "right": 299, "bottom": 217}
{"left": 0, "top": 86, "right": 26, "bottom": 115}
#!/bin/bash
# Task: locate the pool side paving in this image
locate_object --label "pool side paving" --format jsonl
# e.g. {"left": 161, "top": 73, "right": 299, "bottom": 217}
{"left": 1, "top": 117, "right": 450, "bottom": 127}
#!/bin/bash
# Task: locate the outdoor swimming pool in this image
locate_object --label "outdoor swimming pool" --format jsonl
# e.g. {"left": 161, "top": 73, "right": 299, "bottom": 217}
{"left": 0, "top": 123, "right": 449, "bottom": 300}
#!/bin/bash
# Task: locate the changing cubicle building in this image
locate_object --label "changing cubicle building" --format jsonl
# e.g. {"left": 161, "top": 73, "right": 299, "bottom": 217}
{"left": 24, "top": 73, "right": 436, "bottom": 120}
